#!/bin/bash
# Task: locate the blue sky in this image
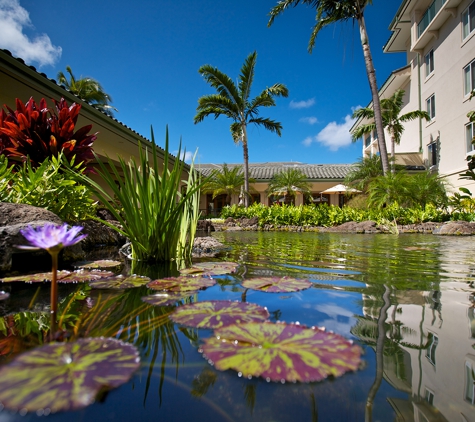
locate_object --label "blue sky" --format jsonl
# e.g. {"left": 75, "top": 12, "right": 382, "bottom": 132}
{"left": 0, "top": 0, "right": 406, "bottom": 165}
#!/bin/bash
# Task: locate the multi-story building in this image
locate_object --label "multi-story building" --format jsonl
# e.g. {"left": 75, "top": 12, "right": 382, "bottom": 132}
{"left": 352, "top": 0, "right": 475, "bottom": 192}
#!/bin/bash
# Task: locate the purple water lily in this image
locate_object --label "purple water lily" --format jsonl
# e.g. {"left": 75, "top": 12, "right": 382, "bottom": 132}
{"left": 19, "top": 223, "right": 87, "bottom": 334}
{"left": 20, "top": 224, "right": 87, "bottom": 253}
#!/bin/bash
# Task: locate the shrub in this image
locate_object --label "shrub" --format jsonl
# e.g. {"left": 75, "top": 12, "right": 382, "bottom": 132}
{"left": 0, "top": 97, "right": 96, "bottom": 170}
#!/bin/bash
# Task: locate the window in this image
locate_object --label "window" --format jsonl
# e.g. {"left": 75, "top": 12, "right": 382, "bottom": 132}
{"left": 425, "top": 50, "right": 434, "bottom": 77}
{"left": 426, "top": 94, "right": 436, "bottom": 120}
{"left": 428, "top": 141, "right": 438, "bottom": 167}
{"left": 464, "top": 59, "right": 475, "bottom": 96}
{"left": 425, "top": 388, "right": 434, "bottom": 405}
{"left": 418, "top": 0, "right": 446, "bottom": 37}
{"left": 425, "top": 333, "right": 438, "bottom": 365}
{"left": 364, "top": 133, "right": 371, "bottom": 148}
{"left": 463, "top": 1, "right": 475, "bottom": 39}
{"left": 467, "top": 122, "right": 475, "bottom": 153}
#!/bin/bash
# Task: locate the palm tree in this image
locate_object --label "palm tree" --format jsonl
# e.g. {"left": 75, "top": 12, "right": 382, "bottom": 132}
{"left": 266, "top": 168, "right": 311, "bottom": 204}
{"left": 194, "top": 51, "right": 289, "bottom": 207}
{"left": 57, "top": 66, "right": 118, "bottom": 116}
{"left": 268, "top": 0, "right": 390, "bottom": 175}
{"left": 352, "top": 89, "right": 430, "bottom": 172}
{"left": 203, "top": 164, "right": 246, "bottom": 206}
{"left": 344, "top": 154, "right": 382, "bottom": 193}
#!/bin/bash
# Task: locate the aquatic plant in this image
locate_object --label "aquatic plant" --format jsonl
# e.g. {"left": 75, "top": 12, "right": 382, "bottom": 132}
{"left": 71, "top": 127, "right": 203, "bottom": 262}
{"left": 18, "top": 224, "right": 87, "bottom": 328}
{"left": 0, "top": 97, "right": 96, "bottom": 169}
{"left": 241, "top": 276, "right": 312, "bottom": 293}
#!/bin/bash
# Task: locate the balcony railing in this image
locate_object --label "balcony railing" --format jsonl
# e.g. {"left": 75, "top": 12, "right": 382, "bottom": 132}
{"left": 418, "top": 0, "right": 446, "bottom": 38}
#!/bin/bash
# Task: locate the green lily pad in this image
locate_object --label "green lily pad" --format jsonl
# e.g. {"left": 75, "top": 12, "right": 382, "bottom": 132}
{"left": 0, "top": 291, "right": 9, "bottom": 301}
{"left": 0, "top": 337, "right": 140, "bottom": 413}
{"left": 0, "top": 270, "right": 114, "bottom": 284}
{"left": 1, "top": 271, "right": 71, "bottom": 283}
{"left": 147, "top": 276, "right": 216, "bottom": 293}
{"left": 200, "top": 322, "right": 362, "bottom": 383}
{"left": 241, "top": 277, "right": 312, "bottom": 293}
{"left": 170, "top": 300, "right": 270, "bottom": 329}
{"left": 89, "top": 275, "right": 151, "bottom": 290}
{"left": 180, "top": 262, "right": 239, "bottom": 276}
{"left": 72, "top": 260, "right": 122, "bottom": 270}
{"left": 141, "top": 293, "right": 195, "bottom": 306}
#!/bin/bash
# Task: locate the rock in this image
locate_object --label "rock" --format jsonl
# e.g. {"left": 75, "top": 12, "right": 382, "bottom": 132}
{"left": 96, "top": 208, "right": 117, "bottom": 221}
{"left": 0, "top": 203, "right": 64, "bottom": 273}
{"left": 196, "top": 220, "right": 215, "bottom": 232}
{"left": 192, "top": 236, "right": 227, "bottom": 257}
{"left": 433, "top": 221, "right": 475, "bottom": 235}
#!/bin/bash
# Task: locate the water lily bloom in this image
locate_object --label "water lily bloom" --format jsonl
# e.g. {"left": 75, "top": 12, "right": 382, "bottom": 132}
{"left": 19, "top": 223, "right": 87, "bottom": 329}
{"left": 19, "top": 223, "right": 87, "bottom": 254}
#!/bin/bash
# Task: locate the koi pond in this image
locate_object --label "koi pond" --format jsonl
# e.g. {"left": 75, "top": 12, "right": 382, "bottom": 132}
{"left": 1, "top": 231, "right": 475, "bottom": 421}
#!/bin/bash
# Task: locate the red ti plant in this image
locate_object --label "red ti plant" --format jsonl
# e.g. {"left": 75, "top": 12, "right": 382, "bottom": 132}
{"left": 0, "top": 97, "right": 97, "bottom": 170}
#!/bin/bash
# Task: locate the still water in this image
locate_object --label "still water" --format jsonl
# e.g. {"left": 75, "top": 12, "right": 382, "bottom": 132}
{"left": 1, "top": 231, "right": 475, "bottom": 422}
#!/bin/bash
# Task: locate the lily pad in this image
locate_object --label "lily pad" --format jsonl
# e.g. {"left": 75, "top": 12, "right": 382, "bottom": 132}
{"left": 141, "top": 293, "right": 195, "bottom": 306}
{"left": 89, "top": 275, "right": 151, "bottom": 290}
{"left": 72, "top": 260, "right": 122, "bottom": 270}
{"left": 1, "top": 271, "right": 71, "bottom": 283}
{"left": 200, "top": 322, "right": 362, "bottom": 383}
{"left": 170, "top": 300, "right": 270, "bottom": 329}
{"left": 147, "top": 276, "right": 216, "bottom": 293}
{"left": 241, "top": 277, "right": 312, "bottom": 293}
{"left": 0, "top": 270, "right": 114, "bottom": 284}
{"left": 0, "top": 337, "right": 140, "bottom": 413}
{"left": 180, "top": 262, "right": 239, "bottom": 276}
{"left": 0, "top": 291, "right": 9, "bottom": 301}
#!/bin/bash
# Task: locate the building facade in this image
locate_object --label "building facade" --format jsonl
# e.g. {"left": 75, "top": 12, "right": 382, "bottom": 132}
{"left": 353, "top": 0, "right": 475, "bottom": 192}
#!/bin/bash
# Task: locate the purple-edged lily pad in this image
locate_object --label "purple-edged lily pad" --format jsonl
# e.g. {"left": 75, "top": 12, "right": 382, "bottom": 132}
{"left": 241, "top": 277, "right": 312, "bottom": 293}
{"left": 200, "top": 322, "right": 362, "bottom": 383}
{"left": 180, "top": 262, "right": 239, "bottom": 276}
{"left": 170, "top": 300, "right": 270, "bottom": 329}
{"left": 147, "top": 276, "right": 216, "bottom": 293}
{"left": 0, "top": 337, "right": 140, "bottom": 413}
{"left": 0, "top": 291, "right": 9, "bottom": 301}
{"left": 89, "top": 275, "right": 151, "bottom": 290}
{"left": 72, "top": 260, "right": 122, "bottom": 270}
{"left": 0, "top": 270, "right": 114, "bottom": 284}
{"left": 141, "top": 293, "right": 195, "bottom": 306}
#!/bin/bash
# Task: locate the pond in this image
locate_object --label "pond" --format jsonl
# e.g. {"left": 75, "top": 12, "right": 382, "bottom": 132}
{"left": 1, "top": 231, "right": 475, "bottom": 421}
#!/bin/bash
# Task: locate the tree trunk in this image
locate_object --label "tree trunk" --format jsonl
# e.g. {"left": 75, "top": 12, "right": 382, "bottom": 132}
{"left": 357, "top": 12, "right": 389, "bottom": 176}
{"left": 242, "top": 123, "right": 250, "bottom": 208}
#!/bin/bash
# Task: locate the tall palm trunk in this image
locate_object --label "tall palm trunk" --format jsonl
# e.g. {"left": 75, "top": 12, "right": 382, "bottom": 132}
{"left": 390, "top": 134, "right": 396, "bottom": 174}
{"left": 357, "top": 8, "right": 389, "bottom": 176}
{"left": 242, "top": 123, "right": 250, "bottom": 208}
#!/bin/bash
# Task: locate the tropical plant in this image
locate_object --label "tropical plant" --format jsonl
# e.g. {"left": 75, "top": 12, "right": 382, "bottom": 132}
{"left": 0, "top": 155, "right": 13, "bottom": 202}
{"left": 57, "top": 66, "right": 118, "bottom": 116}
{"left": 367, "top": 170, "right": 448, "bottom": 209}
{"left": 194, "top": 51, "right": 289, "bottom": 207}
{"left": 0, "top": 97, "right": 96, "bottom": 170}
{"left": 5, "top": 154, "right": 96, "bottom": 221}
{"left": 352, "top": 89, "right": 430, "bottom": 172}
{"left": 268, "top": 0, "right": 390, "bottom": 175}
{"left": 266, "top": 168, "right": 311, "bottom": 204}
{"left": 203, "top": 164, "right": 246, "bottom": 206}
{"left": 344, "top": 154, "right": 382, "bottom": 193}
{"left": 71, "top": 127, "right": 203, "bottom": 262}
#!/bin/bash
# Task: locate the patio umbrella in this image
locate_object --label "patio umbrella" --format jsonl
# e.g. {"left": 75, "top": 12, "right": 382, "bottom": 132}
{"left": 321, "top": 184, "right": 361, "bottom": 194}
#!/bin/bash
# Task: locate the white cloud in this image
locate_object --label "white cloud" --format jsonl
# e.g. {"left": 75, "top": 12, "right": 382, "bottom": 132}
{"left": 302, "top": 114, "right": 356, "bottom": 151}
{"left": 289, "top": 98, "right": 315, "bottom": 109}
{"left": 299, "top": 116, "right": 318, "bottom": 125}
{"left": 0, "top": 0, "right": 61, "bottom": 67}
{"left": 173, "top": 150, "right": 194, "bottom": 163}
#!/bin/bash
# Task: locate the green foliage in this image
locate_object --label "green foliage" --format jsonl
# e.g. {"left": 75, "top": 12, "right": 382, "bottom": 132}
{"left": 367, "top": 171, "right": 448, "bottom": 209}
{"left": 220, "top": 202, "right": 451, "bottom": 227}
{"left": 266, "top": 168, "right": 311, "bottom": 204}
{"left": 71, "top": 127, "right": 203, "bottom": 262}
{"left": 2, "top": 154, "right": 95, "bottom": 221}
{"left": 448, "top": 189, "right": 475, "bottom": 213}
{"left": 203, "top": 164, "right": 246, "bottom": 205}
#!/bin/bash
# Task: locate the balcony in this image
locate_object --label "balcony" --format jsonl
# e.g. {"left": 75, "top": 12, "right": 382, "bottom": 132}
{"left": 411, "top": 0, "right": 463, "bottom": 53}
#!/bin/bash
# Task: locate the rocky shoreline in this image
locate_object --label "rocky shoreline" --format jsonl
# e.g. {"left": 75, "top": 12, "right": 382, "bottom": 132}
{"left": 202, "top": 217, "right": 475, "bottom": 236}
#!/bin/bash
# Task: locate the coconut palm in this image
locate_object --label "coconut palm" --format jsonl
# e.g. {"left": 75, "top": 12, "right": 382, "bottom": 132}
{"left": 352, "top": 89, "right": 430, "bottom": 172}
{"left": 194, "top": 51, "right": 289, "bottom": 207}
{"left": 268, "top": 0, "right": 390, "bottom": 175}
{"left": 203, "top": 164, "right": 246, "bottom": 206}
{"left": 344, "top": 154, "right": 382, "bottom": 193}
{"left": 266, "top": 168, "right": 311, "bottom": 205}
{"left": 57, "top": 66, "right": 118, "bottom": 116}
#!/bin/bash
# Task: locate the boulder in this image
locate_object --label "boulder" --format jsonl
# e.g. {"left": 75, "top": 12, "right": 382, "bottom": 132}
{"left": 192, "top": 236, "right": 227, "bottom": 257}
{"left": 433, "top": 221, "right": 475, "bottom": 235}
